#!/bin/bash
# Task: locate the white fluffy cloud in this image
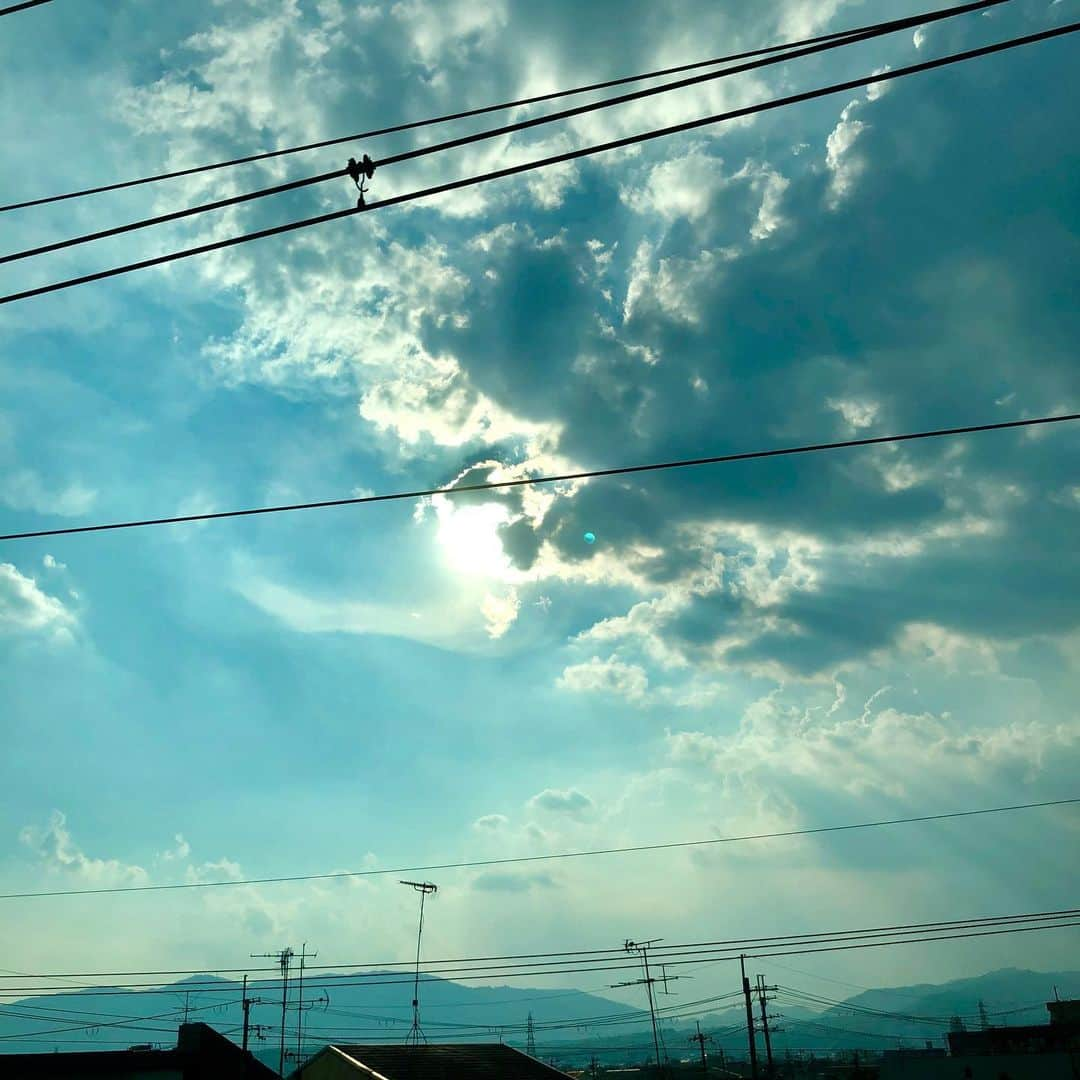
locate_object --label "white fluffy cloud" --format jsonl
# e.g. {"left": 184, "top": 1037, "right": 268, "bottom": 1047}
{"left": 0, "top": 563, "right": 75, "bottom": 637}
{"left": 20, "top": 811, "right": 148, "bottom": 887}
{"left": 667, "top": 688, "right": 1080, "bottom": 802}
{"left": 825, "top": 100, "right": 868, "bottom": 207}
{"left": 472, "top": 813, "right": 509, "bottom": 831}
{"left": 557, "top": 655, "right": 649, "bottom": 701}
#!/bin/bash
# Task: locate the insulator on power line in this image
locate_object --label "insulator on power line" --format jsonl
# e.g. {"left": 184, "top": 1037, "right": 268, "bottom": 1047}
{"left": 347, "top": 154, "right": 376, "bottom": 207}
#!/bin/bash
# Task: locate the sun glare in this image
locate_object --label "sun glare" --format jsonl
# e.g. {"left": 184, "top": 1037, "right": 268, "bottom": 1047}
{"left": 436, "top": 502, "right": 512, "bottom": 578}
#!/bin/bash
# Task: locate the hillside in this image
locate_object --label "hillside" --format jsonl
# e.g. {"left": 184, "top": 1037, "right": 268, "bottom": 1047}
{"left": 1, "top": 965, "right": 1076, "bottom": 1069}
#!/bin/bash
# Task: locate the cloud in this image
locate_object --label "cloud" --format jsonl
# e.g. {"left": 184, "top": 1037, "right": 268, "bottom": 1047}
{"left": 19, "top": 811, "right": 148, "bottom": 887}
{"left": 0, "top": 470, "right": 96, "bottom": 518}
{"left": 527, "top": 788, "right": 594, "bottom": 817}
{"left": 557, "top": 655, "right": 649, "bottom": 700}
{"left": 157, "top": 834, "right": 192, "bottom": 863}
{"left": 472, "top": 814, "right": 509, "bottom": 831}
{"left": 825, "top": 100, "right": 868, "bottom": 207}
{"left": 667, "top": 688, "right": 1080, "bottom": 804}
{"left": 480, "top": 588, "right": 520, "bottom": 639}
{"left": 185, "top": 858, "right": 244, "bottom": 885}
{"left": 0, "top": 563, "right": 76, "bottom": 637}
{"left": 471, "top": 871, "right": 556, "bottom": 893}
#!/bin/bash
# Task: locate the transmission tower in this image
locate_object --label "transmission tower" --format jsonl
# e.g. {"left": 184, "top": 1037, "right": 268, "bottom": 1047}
{"left": 401, "top": 880, "right": 438, "bottom": 1046}
{"left": 526, "top": 1012, "right": 537, "bottom": 1057}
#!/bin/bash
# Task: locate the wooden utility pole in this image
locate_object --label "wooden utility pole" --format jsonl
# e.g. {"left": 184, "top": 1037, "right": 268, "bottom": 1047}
{"left": 740, "top": 955, "right": 759, "bottom": 1080}
{"left": 689, "top": 1020, "right": 710, "bottom": 1074}
{"left": 756, "top": 974, "right": 777, "bottom": 1078}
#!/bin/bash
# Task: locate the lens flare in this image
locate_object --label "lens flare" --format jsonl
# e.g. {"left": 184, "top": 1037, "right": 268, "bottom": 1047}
{"left": 583, "top": 531, "right": 596, "bottom": 544}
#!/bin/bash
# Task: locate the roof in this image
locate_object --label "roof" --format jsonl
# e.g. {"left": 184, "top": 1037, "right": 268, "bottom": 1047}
{"left": 297, "top": 1043, "right": 573, "bottom": 1079}
{"left": 0, "top": 1023, "right": 278, "bottom": 1079}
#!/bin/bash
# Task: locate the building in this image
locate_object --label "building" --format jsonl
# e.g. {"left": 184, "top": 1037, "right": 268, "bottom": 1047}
{"left": 291, "top": 1043, "right": 575, "bottom": 1079}
{"left": 0, "top": 1022, "right": 278, "bottom": 1079}
{"left": 879, "top": 999, "right": 1080, "bottom": 1080}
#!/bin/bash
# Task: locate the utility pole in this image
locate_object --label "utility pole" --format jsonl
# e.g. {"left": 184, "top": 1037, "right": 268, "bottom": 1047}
{"left": 241, "top": 975, "right": 273, "bottom": 1053}
{"left": 756, "top": 974, "right": 778, "bottom": 1078}
{"left": 401, "top": 880, "right": 437, "bottom": 1046}
{"left": 526, "top": 1012, "right": 537, "bottom": 1058}
{"left": 242, "top": 975, "right": 252, "bottom": 1052}
{"left": 740, "top": 955, "right": 759, "bottom": 1080}
{"left": 615, "top": 939, "right": 682, "bottom": 1078}
{"left": 253, "top": 946, "right": 293, "bottom": 1077}
{"left": 689, "top": 1020, "right": 711, "bottom": 1074}
{"left": 295, "top": 942, "right": 317, "bottom": 1063}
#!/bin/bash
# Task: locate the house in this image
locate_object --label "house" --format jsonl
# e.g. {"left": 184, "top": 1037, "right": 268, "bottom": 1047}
{"left": 0, "top": 1021, "right": 278, "bottom": 1079}
{"left": 290, "top": 1043, "right": 575, "bottom": 1079}
{"left": 879, "top": 998, "right": 1080, "bottom": 1080}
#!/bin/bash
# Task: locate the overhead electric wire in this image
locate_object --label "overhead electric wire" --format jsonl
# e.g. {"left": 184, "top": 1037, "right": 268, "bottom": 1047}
{"left": 1, "top": 413, "right": 1076, "bottom": 544}
{"left": 746, "top": 920, "right": 1080, "bottom": 961}
{"left": 0, "top": 1002, "right": 214, "bottom": 1041}
{"left": 0, "top": 0, "right": 56, "bottom": 15}
{"left": 19, "top": 911, "right": 1067, "bottom": 992}
{"left": 1, "top": 795, "right": 1076, "bottom": 899}
{"left": 0, "top": 0, "right": 1010, "bottom": 267}
{"left": 14, "top": 908, "right": 1076, "bottom": 980}
{"left": 1, "top": 910, "right": 1076, "bottom": 997}
{"left": 3, "top": 919, "right": 1076, "bottom": 1002}
{"left": 2, "top": 20, "right": 1075, "bottom": 306}
{"left": 0, "top": 0, "right": 1007, "bottom": 216}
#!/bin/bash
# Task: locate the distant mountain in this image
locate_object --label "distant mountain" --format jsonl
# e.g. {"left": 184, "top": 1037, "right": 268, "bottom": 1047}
{"left": 1, "top": 965, "right": 1076, "bottom": 1069}
{"left": 0, "top": 970, "right": 642, "bottom": 1063}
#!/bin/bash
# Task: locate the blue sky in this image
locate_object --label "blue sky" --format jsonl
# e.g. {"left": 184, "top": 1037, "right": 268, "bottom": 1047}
{"left": 0, "top": 0, "right": 1078, "bottom": 1001}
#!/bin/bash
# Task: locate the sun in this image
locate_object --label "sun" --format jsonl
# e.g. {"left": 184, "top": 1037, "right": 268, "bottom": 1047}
{"left": 436, "top": 501, "right": 513, "bottom": 579}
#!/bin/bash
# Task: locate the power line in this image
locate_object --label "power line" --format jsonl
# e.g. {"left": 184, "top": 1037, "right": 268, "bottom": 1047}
{"left": 0, "top": 795, "right": 1075, "bottom": 901}
{"left": 2, "top": 915, "right": 1075, "bottom": 1000}
{"left": 1, "top": 413, "right": 1075, "bottom": 544}
{"left": 2, "top": 21, "right": 1074, "bottom": 306}
{"left": 2, "top": 911, "right": 1075, "bottom": 987}
{"left": 746, "top": 920, "right": 1080, "bottom": 961}
{"left": 0, "top": 0, "right": 1009, "bottom": 266}
{"left": 3, "top": 911, "right": 1074, "bottom": 987}
{"left": 0, "top": 0, "right": 57, "bottom": 15}
{"left": 0, "top": 0, "right": 1007, "bottom": 216}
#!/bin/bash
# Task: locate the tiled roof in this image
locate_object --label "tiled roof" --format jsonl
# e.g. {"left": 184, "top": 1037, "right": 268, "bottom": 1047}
{"left": 323, "top": 1043, "right": 572, "bottom": 1079}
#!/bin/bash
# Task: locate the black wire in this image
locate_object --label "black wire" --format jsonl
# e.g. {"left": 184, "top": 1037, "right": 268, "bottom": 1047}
{"left": 1, "top": 413, "right": 1076, "bottom": 544}
{"left": 0, "top": 0, "right": 1009, "bottom": 266}
{"left": 377, "top": 0, "right": 1008, "bottom": 171}
{"left": 1, "top": 910, "right": 1076, "bottom": 992}
{"left": 4, "top": 24, "right": 1075, "bottom": 307}
{"left": 0, "top": 0, "right": 56, "bottom": 14}
{"left": 746, "top": 920, "right": 1080, "bottom": 961}
{"left": 0, "top": 0, "right": 1006, "bottom": 216}
{"left": 4, "top": 917, "right": 1075, "bottom": 1001}
{"left": 18, "top": 906, "right": 1072, "bottom": 980}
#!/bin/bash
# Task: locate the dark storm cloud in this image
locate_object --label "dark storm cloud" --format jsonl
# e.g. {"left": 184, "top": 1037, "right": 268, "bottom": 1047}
{"left": 413, "top": 2, "right": 1079, "bottom": 673}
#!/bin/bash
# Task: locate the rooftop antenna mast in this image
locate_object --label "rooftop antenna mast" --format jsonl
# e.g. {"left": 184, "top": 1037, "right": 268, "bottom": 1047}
{"left": 400, "top": 879, "right": 438, "bottom": 1046}
{"left": 252, "top": 946, "right": 293, "bottom": 1077}
{"left": 612, "top": 938, "right": 683, "bottom": 1078}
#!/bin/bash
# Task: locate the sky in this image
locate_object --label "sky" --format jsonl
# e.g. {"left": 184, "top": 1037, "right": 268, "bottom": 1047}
{"left": 0, "top": 0, "right": 1078, "bottom": 1010}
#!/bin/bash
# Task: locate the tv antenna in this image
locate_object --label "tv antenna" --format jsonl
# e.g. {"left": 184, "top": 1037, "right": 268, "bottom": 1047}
{"left": 401, "top": 880, "right": 437, "bottom": 1046}
{"left": 613, "top": 938, "right": 683, "bottom": 1077}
